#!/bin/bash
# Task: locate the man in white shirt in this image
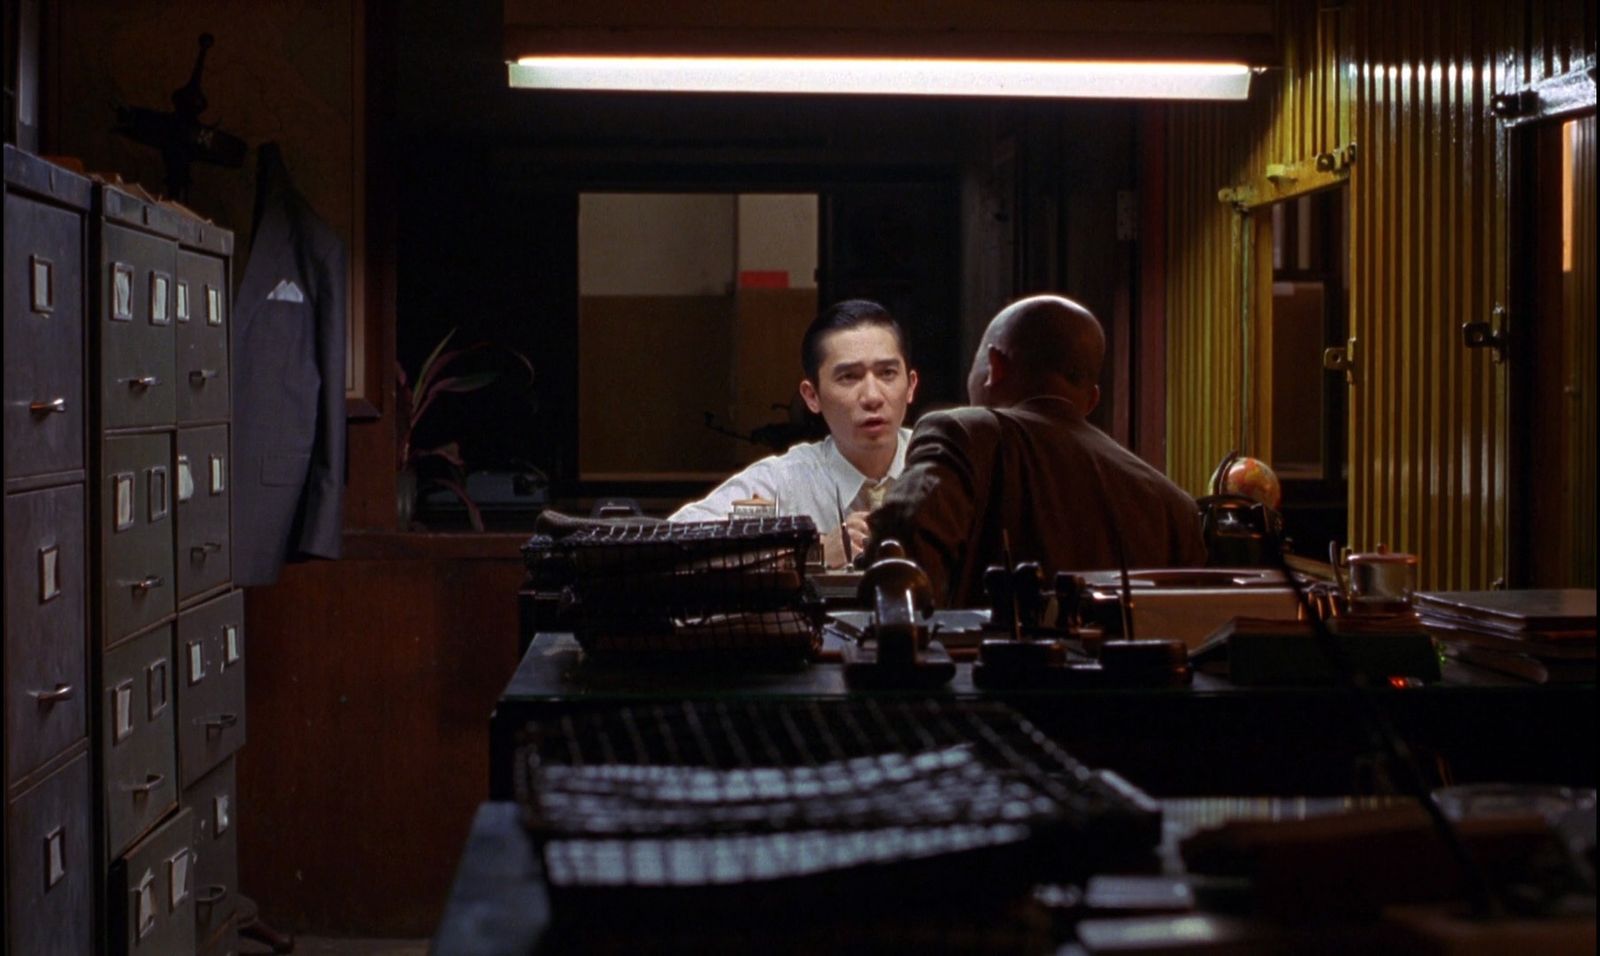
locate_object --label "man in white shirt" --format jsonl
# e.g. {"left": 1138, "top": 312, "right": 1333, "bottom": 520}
{"left": 670, "top": 300, "right": 919, "bottom": 567}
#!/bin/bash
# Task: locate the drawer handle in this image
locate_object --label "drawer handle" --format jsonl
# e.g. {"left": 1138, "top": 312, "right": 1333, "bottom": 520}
{"left": 122, "top": 375, "right": 161, "bottom": 390}
{"left": 29, "top": 397, "right": 68, "bottom": 415}
{"left": 188, "top": 368, "right": 219, "bottom": 385}
{"left": 191, "top": 541, "right": 223, "bottom": 558}
{"left": 124, "top": 575, "right": 165, "bottom": 592}
{"left": 30, "top": 683, "right": 74, "bottom": 704}
{"left": 123, "top": 772, "right": 165, "bottom": 795}
{"left": 204, "top": 713, "right": 239, "bottom": 734}
{"left": 196, "top": 884, "right": 229, "bottom": 908}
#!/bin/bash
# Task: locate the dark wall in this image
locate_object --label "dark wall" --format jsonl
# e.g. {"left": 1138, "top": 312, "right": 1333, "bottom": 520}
{"left": 386, "top": 0, "right": 1142, "bottom": 501}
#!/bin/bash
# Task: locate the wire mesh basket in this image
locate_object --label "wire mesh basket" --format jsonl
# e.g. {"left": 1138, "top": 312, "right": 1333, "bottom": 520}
{"left": 513, "top": 698, "right": 1161, "bottom": 919}
{"left": 521, "top": 515, "right": 823, "bottom": 660}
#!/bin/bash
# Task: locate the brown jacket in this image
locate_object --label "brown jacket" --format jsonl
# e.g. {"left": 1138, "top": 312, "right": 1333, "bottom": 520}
{"left": 871, "top": 396, "right": 1206, "bottom": 606}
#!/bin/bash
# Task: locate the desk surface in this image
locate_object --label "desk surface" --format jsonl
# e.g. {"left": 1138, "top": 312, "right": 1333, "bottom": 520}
{"left": 491, "top": 632, "right": 1596, "bottom": 798}
{"left": 439, "top": 795, "right": 1587, "bottom": 956}
{"left": 503, "top": 630, "right": 1548, "bottom": 703}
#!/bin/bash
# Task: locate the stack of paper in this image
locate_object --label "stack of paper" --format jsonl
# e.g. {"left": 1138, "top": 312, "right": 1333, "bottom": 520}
{"left": 1417, "top": 589, "right": 1596, "bottom": 683}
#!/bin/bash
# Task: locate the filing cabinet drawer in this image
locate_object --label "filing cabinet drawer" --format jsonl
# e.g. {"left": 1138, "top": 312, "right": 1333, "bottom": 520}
{"left": 176, "top": 590, "right": 246, "bottom": 786}
{"left": 99, "top": 221, "right": 176, "bottom": 429}
{"left": 110, "top": 806, "right": 196, "bottom": 956}
{"left": 4, "top": 190, "right": 87, "bottom": 479}
{"left": 176, "top": 248, "right": 230, "bottom": 424}
{"left": 175, "top": 425, "right": 231, "bottom": 602}
{"left": 102, "top": 433, "right": 175, "bottom": 644}
{"left": 3, "top": 484, "right": 87, "bottom": 783}
{"left": 183, "top": 757, "right": 238, "bottom": 942}
{"left": 5, "top": 751, "right": 93, "bottom": 956}
{"left": 102, "top": 625, "right": 177, "bottom": 856}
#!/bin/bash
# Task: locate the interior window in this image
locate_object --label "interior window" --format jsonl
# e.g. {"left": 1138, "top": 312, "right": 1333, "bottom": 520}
{"left": 577, "top": 193, "right": 820, "bottom": 482}
{"left": 1514, "top": 113, "right": 1596, "bottom": 587}
{"left": 1265, "top": 188, "right": 1349, "bottom": 558}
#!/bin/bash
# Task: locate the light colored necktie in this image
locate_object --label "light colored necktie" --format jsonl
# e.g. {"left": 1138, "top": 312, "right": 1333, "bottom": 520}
{"left": 856, "top": 477, "right": 893, "bottom": 513}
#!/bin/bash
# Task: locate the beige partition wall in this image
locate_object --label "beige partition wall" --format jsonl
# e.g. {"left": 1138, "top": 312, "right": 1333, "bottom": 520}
{"left": 1164, "top": 0, "right": 1594, "bottom": 590}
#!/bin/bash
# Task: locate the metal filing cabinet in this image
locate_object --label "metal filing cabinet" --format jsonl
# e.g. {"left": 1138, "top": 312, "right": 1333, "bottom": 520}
{"left": 3, "top": 145, "right": 95, "bottom": 956}
{"left": 109, "top": 806, "right": 196, "bottom": 956}
{"left": 183, "top": 757, "right": 238, "bottom": 943}
{"left": 101, "top": 433, "right": 176, "bottom": 644}
{"left": 101, "top": 625, "right": 178, "bottom": 858}
{"left": 175, "top": 591, "right": 245, "bottom": 788}
{"left": 175, "top": 426, "right": 231, "bottom": 603}
{"left": 90, "top": 177, "right": 241, "bottom": 955}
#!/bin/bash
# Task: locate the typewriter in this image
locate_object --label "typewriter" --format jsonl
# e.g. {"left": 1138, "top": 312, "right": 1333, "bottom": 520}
{"left": 521, "top": 514, "right": 825, "bottom": 664}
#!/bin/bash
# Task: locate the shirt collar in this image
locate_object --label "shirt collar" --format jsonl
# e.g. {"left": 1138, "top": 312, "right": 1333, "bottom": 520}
{"left": 821, "top": 430, "right": 909, "bottom": 498}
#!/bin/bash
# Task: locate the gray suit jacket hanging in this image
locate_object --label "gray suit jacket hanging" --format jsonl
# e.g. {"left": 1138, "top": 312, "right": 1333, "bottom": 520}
{"left": 231, "top": 143, "right": 345, "bottom": 585}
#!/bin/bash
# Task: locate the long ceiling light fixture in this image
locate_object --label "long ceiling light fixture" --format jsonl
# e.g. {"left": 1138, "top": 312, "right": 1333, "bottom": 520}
{"left": 509, "top": 56, "right": 1253, "bottom": 100}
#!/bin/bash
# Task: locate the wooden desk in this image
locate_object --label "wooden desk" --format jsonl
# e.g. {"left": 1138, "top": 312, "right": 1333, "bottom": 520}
{"left": 433, "top": 797, "right": 1598, "bottom": 955}
{"left": 490, "top": 632, "right": 1596, "bottom": 799}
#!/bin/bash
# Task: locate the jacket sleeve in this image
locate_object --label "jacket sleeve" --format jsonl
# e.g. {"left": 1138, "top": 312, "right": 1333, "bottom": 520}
{"left": 295, "top": 220, "right": 347, "bottom": 558}
{"left": 869, "top": 409, "right": 999, "bottom": 606}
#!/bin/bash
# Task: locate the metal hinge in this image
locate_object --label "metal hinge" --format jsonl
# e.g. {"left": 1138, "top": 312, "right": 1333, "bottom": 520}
{"left": 1323, "top": 337, "right": 1358, "bottom": 384}
{"left": 1461, "top": 305, "right": 1508, "bottom": 363}
{"left": 1315, "top": 142, "right": 1358, "bottom": 173}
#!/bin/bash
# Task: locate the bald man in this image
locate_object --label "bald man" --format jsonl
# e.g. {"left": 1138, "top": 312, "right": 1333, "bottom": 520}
{"left": 870, "top": 295, "right": 1206, "bottom": 606}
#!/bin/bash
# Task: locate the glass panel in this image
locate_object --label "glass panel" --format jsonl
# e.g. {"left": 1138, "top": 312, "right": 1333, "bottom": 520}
{"left": 578, "top": 192, "right": 820, "bottom": 482}
{"left": 1561, "top": 117, "right": 1596, "bottom": 584}
{"left": 1523, "top": 115, "right": 1596, "bottom": 586}
{"left": 1261, "top": 188, "right": 1349, "bottom": 560}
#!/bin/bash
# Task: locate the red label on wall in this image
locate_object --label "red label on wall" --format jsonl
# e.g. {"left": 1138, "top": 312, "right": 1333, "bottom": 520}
{"left": 738, "top": 270, "right": 790, "bottom": 289}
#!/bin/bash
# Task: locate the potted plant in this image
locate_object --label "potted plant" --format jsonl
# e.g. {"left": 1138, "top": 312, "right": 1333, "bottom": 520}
{"left": 397, "top": 329, "right": 533, "bottom": 530}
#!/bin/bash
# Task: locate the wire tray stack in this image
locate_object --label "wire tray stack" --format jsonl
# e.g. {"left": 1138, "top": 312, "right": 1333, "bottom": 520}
{"left": 514, "top": 699, "right": 1161, "bottom": 920}
{"left": 522, "top": 516, "right": 822, "bottom": 660}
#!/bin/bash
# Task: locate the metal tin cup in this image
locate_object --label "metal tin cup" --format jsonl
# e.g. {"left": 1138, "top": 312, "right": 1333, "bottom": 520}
{"left": 1344, "top": 545, "right": 1418, "bottom": 609}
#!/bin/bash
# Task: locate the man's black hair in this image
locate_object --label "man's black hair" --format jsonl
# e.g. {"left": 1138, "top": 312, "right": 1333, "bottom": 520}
{"left": 799, "top": 299, "right": 909, "bottom": 382}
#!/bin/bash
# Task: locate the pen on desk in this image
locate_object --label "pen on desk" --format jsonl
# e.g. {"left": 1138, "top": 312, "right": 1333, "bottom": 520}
{"left": 836, "top": 498, "right": 855, "bottom": 566}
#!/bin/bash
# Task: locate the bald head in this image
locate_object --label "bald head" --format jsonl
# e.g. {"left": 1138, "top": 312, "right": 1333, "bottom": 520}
{"left": 967, "top": 295, "right": 1105, "bottom": 411}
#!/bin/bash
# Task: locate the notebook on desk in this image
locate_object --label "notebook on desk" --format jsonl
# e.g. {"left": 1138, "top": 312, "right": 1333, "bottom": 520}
{"left": 1414, "top": 589, "right": 1597, "bottom": 636}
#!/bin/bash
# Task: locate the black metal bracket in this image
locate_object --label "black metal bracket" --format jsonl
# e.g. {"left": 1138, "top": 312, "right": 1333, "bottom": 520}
{"left": 1461, "top": 305, "right": 1509, "bottom": 363}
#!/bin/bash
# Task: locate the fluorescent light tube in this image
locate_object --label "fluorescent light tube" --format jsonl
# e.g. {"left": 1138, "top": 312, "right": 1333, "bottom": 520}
{"left": 509, "top": 56, "right": 1252, "bottom": 100}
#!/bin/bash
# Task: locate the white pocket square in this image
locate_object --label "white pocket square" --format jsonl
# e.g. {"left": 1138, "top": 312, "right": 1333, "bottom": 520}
{"left": 267, "top": 278, "right": 306, "bottom": 303}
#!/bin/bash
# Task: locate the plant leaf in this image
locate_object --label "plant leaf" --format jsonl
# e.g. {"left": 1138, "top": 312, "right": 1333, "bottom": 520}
{"left": 411, "top": 371, "right": 501, "bottom": 425}
{"left": 414, "top": 441, "right": 465, "bottom": 468}
{"left": 427, "top": 371, "right": 501, "bottom": 394}
{"left": 434, "top": 475, "right": 486, "bottom": 531}
{"left": 411, "top": 328, "right": 458, "bottom": 399}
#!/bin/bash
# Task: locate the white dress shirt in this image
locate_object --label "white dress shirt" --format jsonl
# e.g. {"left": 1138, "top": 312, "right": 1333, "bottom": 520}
{"left": 668, "top": 429, "right": 912, "bottom": 532}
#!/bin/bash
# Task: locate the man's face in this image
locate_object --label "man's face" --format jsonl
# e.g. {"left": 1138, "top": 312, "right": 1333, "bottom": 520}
{"left": 801, "top": 324, "right": 918, "bottom": 460}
